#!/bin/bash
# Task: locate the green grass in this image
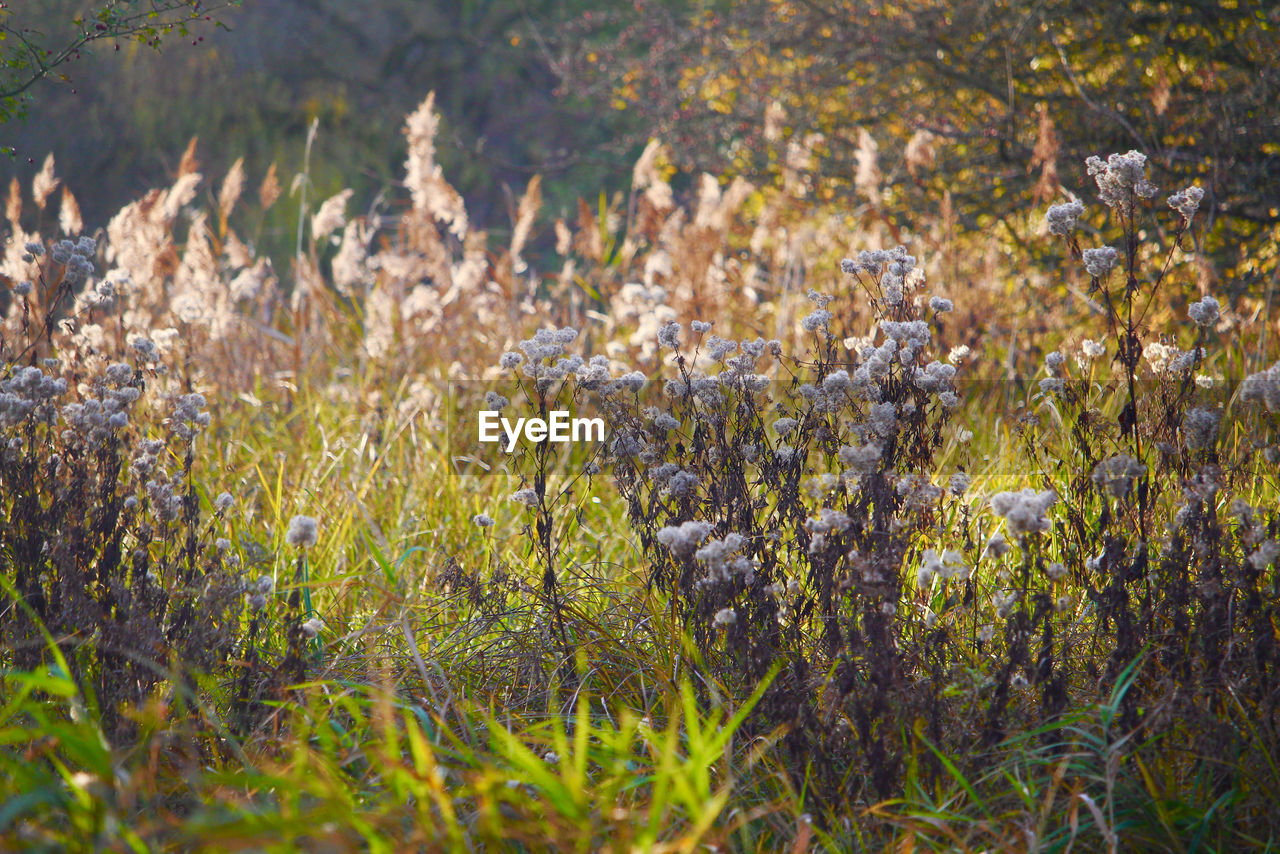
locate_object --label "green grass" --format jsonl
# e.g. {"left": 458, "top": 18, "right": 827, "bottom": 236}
{"left": 3, "top": 113, "right": 1280, "bottom": 851}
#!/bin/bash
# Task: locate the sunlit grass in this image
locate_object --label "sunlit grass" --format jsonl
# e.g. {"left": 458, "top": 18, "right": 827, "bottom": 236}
{"left": 3, "top": 95, "right": 1279, "bottom": 851}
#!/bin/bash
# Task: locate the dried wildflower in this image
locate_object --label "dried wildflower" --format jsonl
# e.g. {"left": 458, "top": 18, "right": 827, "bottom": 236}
{"left": 518, "top": 327, "right": 577, "bottom": 365}
{"left": 806, "top": 508, "right": 851, "bottom": 534}
{"left": 1085, "top": 150, "right": 1154, "bottom": 210}
{"left": 929, "top": 296, "right": 953, "bottom": 313}
{"left": 880, "top": 319, "right": 931, "bottom": 347}
{"left": 499, "top": 352, "right": 523, "bottom": 370}
{"left": 473, "top": 513, "right": 495, "bottom": 527}
{"left": 875, "top": 249, "right": 918, "bottom": 306}
{"left": 839, "top": 441, "right": 882, "bottom": 474}
{"left": 1045, "top": 200, "right": 1085, "bottom": 235}
{"left": 1082, "top": 246, "right": 1118, "bottom": 277}
{"left": 657, "top": 520, "right": 713, "bottom": 558}
{"left": 1046, "top": 562, "right": 1068, "bottom": 581}
{"left": 989, "top": 488, "right": 1057, "bottom": 535}
{"left": 804, "top": 288, "right": 833, "bottom": 309}
{"left": 948, "top": 344, "right": 971, "bottom": 365}
{"left": 1182, "top": 408, "right": 1219, "bottom": 451}
{"left": 93, "top": 278, "right": 117, "bottom": 304}
{"left": 301, "top": 617, "right": 325, "bottom": 639}
{"left": 919, "top": 548, "right": 970, "bottom": 584}
{"left": 940, "top": 549, "right": 971, "bottom": 580}
{"left": 649, "top": 412, "right": 678, "bottom": 433}
{"left": 868, "top": 402, "right": 897, "bottom": 438}
{"left": 665, "top": 470, "right": 700, "bottom": 499}
{"left": 1249, "top": 540, "right": 1280, "bottom": 570}
{"left": 286, "top": 515, "right": 319, "bottom": 548}
{"left": 994, "top": 590, "right": 1019, "bottom": 618}
{"left": 863, "top": 353, "right": 891, "bottom": 381}
{"left": 691, "top": 320, "right": 712, "bottom": 333}
{"left": 949, "top": 472, "right": 971, "bottom": 496}
{"left": 1143, "top": 341, "right": 1179, "bottom": 373}
{"left": 1232, "top": 497, "right": 1259, "bottom": 529}
{"left": 1240, "top": 361, "right": 1280, "bottom": 412}
{"left": 648, "top": 462, "right": 681, "bottom": 487}
{"left": 611, "top": 433, "right": 643, "bottom": 457}
{"left": 1188, "top": 295, "right": 1220, "bottom": 328}
{"left": 986, "top": 532, "right": 1011, "bottom": 558}
{"left": 703, "top": 336, "right": 737, "bottom": 362}
{"left": 916, "top": 562, "right": 937, "bottom": 586}
{"left": 913, "top": 361, "right": 956, "bottom": 395}
{"left": 1092, "top": 454, "right": 1146, "bottom": 500}
{"left": 1080, "top": 339, "right": 1106, "bottom": 360}
{"left": 575, "top": 356, "right": 612, "bottom": 389}
{"left": 1167, "top": 185, "right": 1205, "bottom": 222}
{"left": 696, "top": 533, "right": 754, "bottom": 586}
{"left": 713, "top": 607, "right": 738, "bottom": 627}
{"left": 1039, "top": 377, "right": 1065, "bottom": 394}
{"left": 617, "top": 371, "right": 646, "bottom": 393}
{"left": 801, "top": 309, "right": 833, "bottom": 333}
{"left": 510, "top": 488, "right": 539, "bottom": 507}
{"left": 104, "top": 362, "right": 133, "bottom": 386}
{"left": 822, "top": 370, "right": 851, "bottom": 394}
{"left": 897, "top": 474, "right": 944, "bottom": 510}
{"left": 978, "top": 624, "right": 995, "bottom": 643}
{"left": 169, "top": 393, "right": 210, "bottom": 441}
{"left": 657, "top": 321, "right": 682, "bottom": 350}
{"left": 130, "top": 337, "right": 161, "bottom": 364}
{"left": 806, "top": 530, "right": 830, "bottom": 555}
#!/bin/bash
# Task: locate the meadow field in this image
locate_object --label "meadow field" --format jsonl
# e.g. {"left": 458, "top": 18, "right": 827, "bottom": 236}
{"left": 2, "top": 4, "right": 1280, "bottom": 849}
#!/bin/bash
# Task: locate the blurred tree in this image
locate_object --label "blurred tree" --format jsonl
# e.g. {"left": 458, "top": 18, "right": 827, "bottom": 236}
{"left": 564, "top": 0, "right": 1280, "bottom": 286}
{"left": 0, "top": 0, "right": 238, "bottom": 136}
{"left": 0, "top": 0, "right": 646, "bottom": 250}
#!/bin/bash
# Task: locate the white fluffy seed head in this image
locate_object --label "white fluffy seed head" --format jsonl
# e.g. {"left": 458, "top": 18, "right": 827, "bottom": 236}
{"left": 285, "top": 515, "right": 319, "bottom": 548}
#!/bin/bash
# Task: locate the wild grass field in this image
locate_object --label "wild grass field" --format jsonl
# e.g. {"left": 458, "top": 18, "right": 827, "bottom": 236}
{"left": 2, "top": 75, "right": 1280, "bottom": 852}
